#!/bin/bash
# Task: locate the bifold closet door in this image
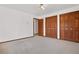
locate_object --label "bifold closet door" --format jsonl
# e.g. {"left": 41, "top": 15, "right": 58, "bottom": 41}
{"left": 46, "top": 16, "right": 57, "bottom": 38}
{"left": 60, "top": 11, "right": 79, "bottom": 42}
{"left": 73, "top": 11, "right": 79, "bottom": 42}
{"left": 38, "top": 19, "right": 43, "bottom": 36}
{"left": 60, "top": 13, "right": 74, "bottom": 41}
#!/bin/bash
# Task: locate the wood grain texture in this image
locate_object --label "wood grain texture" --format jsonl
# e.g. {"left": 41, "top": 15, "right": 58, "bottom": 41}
{"left": 38, "top": 19, "right": 43, "bottom": 36}
{"left": 60, "top": 11, "right": 79, "bottom": 42}
{"left": 46, "top": 16, "right": 57, "bottom": 38}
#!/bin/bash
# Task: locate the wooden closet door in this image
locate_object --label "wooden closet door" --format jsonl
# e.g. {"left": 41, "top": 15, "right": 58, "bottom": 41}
{"left": 38, "top": 19, "right": 43, "bottom": 36}
{"left": 60, "top": 11, "right": 79, "bottom": 42}
{"left": 60, "top": 14, "right": 70, "bottom": 40}
{"left": 60, "top": 13, "right": 74, "bottom": 41}
{"left": 67, "top": 13, "right": 74, "bottom": 41}
{"left": 60, "top": 14, "right": 65, "bottom": 39}
{"left": 64, "top": 15, "right": 69, "bottom": 40}
{"left": 73, "top": 11, "right": 79, "bottom": 42}
{"left": 46, "top": 16, "right": 57, "bottom": 38}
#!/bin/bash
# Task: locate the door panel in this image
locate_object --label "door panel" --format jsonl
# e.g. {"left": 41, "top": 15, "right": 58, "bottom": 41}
{"left": 46, "top": 16, "right": 57, "bottom": 38}
{"left": 60, "top": 11, "right": 79, "bottom": 42}
{"left": 74, "top": 11, "right": 79, "bottom": 41}
{"left": 38, "top": 19, "right": 43, "bottom": 36}
{"left": 60, "top": 15, "right": 65, "bottom": 39}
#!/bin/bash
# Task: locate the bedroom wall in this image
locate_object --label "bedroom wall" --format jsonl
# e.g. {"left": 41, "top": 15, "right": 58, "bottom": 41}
{"left": 0, "top": 6, "right": 33, "bottom": 42}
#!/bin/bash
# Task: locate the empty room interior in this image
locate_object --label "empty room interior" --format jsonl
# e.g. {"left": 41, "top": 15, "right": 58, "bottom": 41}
{"left": 0, "top": 4, "right": 79, "bottom": 54}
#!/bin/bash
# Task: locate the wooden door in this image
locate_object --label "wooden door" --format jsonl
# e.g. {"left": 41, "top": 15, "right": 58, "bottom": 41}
{"left": 46, "top": 16, "right": 57, "bottom": 38}
{"left": 38, "top": 19, "right": 43, "bottom": 36}
{"left": 60, "top": 11, "right": 79, "bottom": 42}
{"left": 60, "top": 14, "right": 65, "bottom": 39}
{"left": 73, "top": 11, "right": 79, "bottom": 42}
{"left": 60, "top": 13, "right": 74, "bottom": 41}
{"left": 63, "top": 14, "right": 69, "bottom": 40}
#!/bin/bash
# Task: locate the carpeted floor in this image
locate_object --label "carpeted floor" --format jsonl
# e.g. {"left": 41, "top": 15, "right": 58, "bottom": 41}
{"left": 0, "top": 36, "right": 79, "bottom": 54}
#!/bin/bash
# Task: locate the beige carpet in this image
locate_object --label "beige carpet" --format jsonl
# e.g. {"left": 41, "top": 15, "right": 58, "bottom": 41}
{"left": 0, "top": 36, "right": 79, "bottom": 54}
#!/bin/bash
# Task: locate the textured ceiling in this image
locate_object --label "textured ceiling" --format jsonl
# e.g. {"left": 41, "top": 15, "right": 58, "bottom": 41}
{"left": 0, "top": 4, "right": 79, "bottom": 16}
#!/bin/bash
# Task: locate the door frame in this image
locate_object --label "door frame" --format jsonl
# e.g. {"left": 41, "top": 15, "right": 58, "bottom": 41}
{"left": 33, "top": 18, "right": 38, "bottom": 36}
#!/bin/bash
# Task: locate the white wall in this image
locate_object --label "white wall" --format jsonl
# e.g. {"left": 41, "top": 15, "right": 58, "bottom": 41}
{"left": 43, "top": 5, "right": 79, "bottom": 17}
{"left": 0, "top": 6, "right": 33, "bottom": 42}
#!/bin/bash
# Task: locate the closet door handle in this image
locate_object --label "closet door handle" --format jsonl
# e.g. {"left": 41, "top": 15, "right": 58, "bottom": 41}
{"left": 70, "top": 28, "right": 73, "bottom": 30}
{"left": 76, "top": 31, "right": 78, "bottom": 34}
{"left": 65, "top": 28, "right": 68, "bottom": 30}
